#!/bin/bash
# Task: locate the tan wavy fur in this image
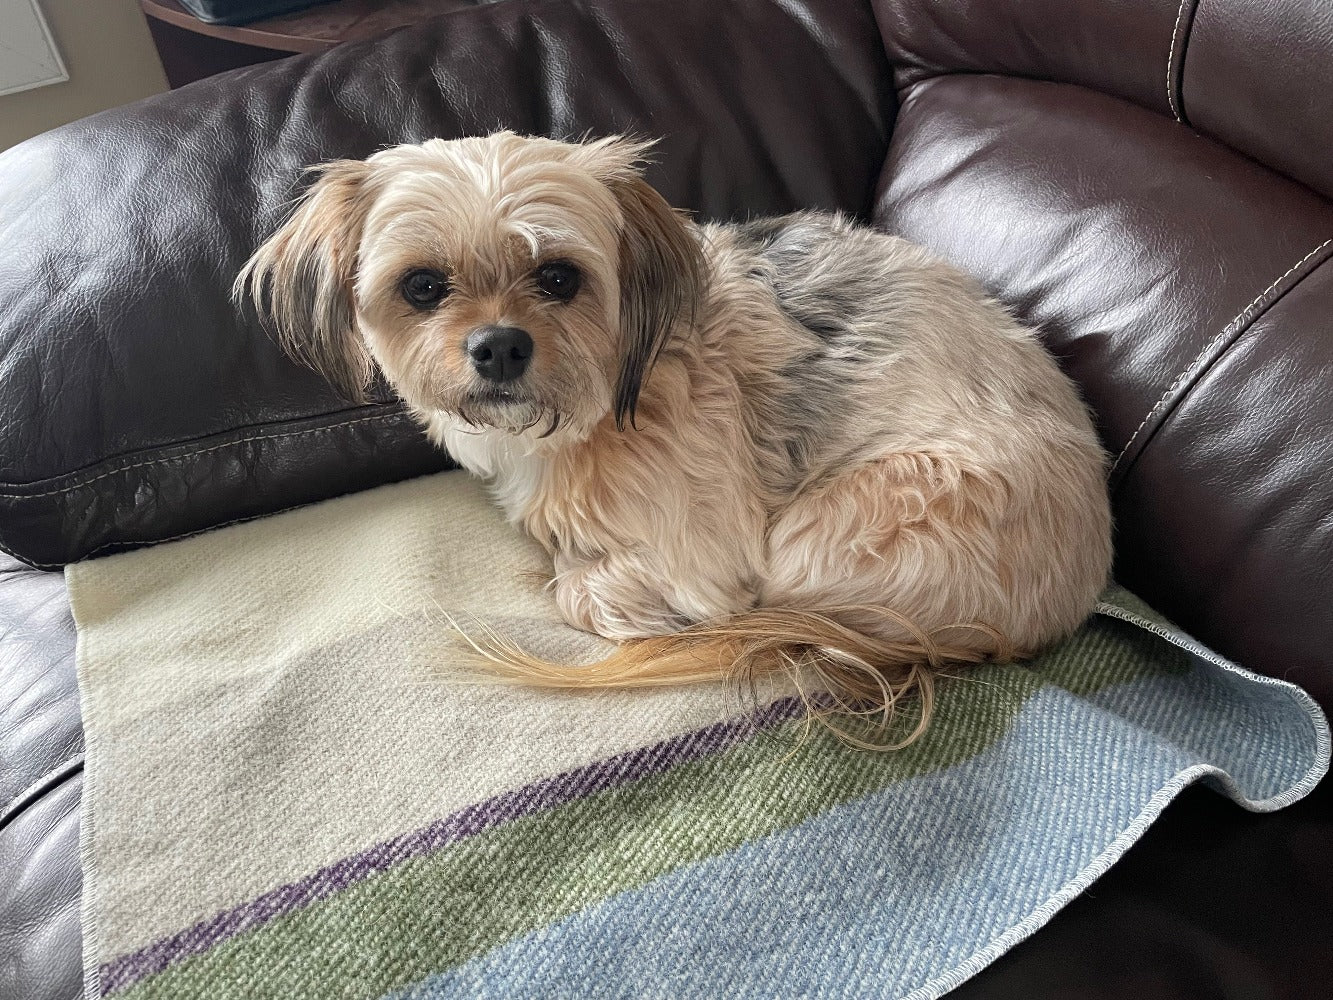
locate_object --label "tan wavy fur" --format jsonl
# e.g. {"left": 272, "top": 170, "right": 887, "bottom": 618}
{"left": 237, "top": 131, "right": 1113, "bottom": 748}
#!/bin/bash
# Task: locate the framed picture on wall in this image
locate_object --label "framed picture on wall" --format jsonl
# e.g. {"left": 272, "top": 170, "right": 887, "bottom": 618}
{"left": 0, "top": 0, "right": 69, "bottom": 97}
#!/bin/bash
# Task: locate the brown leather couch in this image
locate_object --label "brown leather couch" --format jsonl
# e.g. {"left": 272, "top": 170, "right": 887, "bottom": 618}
{"left": 1, "top": 1, "right": 1329, "bottom": 997}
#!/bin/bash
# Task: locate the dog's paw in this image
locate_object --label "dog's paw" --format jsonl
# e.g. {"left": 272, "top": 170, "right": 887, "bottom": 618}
{"left": 552, "top": 554, "right": 688, "bottom": 641}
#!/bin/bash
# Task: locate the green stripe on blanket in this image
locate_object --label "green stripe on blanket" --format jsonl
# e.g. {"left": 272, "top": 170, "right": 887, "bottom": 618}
{"left": 68, "top": 472, "right": 1328, "bottom": 1000}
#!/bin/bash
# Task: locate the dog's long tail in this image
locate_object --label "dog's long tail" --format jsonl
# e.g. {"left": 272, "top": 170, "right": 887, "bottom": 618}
{"left": 451, "top": 605, "right": 1010, "bottom": 750}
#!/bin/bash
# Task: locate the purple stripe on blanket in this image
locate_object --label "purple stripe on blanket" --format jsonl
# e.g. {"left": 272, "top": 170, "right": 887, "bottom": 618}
{"left": 99, "top": 695, "right": 805, "bottom": 995}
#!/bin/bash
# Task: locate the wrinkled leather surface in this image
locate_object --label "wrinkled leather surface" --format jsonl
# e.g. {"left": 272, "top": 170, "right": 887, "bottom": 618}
{"left": 0, "top": 558, "right": 80, "bottom": 818}
{"left": 873, "top": 74, "right": 1333, "bottom": 711}
{"left": 872, "top": 0, "right": 1182, "bottom": 116}
{"left": 1118, "top": 262, "right": 1333, "bottom": 710}
{"left": 0, "top": 557, "right": 82, "bottom": 1000}
{"left": 0, "top": 773, "right": 82, "bottom": 1000}
{"left": 0, "top": 0, "right": 894, "bottom": 568}
{"left": 1185, "top": 0, "right": 1333, "bottom": 201}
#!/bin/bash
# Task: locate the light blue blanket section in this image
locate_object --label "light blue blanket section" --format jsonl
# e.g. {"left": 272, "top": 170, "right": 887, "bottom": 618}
{"left": 389, "top": 604, "right": 1329, "bottom": 1000}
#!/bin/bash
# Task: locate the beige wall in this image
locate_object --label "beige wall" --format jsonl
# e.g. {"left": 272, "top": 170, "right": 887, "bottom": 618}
{"left": 0, "top": 1, "right": 168, "bottom": 151}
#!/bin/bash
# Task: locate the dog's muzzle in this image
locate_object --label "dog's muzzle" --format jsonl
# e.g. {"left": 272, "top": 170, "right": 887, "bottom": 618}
{"left": 466, "top": 325, "right": 532, "bottom": 383}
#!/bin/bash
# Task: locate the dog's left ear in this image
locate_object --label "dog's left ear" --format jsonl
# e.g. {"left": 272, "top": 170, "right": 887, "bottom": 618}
{"left": 592, "top": 143, "right": 704, "bottom": 430}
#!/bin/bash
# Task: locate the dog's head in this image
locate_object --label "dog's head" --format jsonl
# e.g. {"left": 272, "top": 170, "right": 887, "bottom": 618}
{"left": 236, "top": 132, "right": 704, "bottom": 439}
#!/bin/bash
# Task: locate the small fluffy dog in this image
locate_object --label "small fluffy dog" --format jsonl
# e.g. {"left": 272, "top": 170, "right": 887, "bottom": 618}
{"left": 239, "top": 131, "right": 1112, "bottom": 744}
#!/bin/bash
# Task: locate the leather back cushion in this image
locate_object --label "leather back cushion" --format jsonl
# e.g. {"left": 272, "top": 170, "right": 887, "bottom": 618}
{"left": 1183, "top": 0, "right": 1333, "bottom": 200}
{"left": 874, "top": 0, "right": 1183, "bottom": 115}
{"left": 0, "top": 0, "right": 893, "bottom": 568}
{"left": 872, "top": 1, "right": 1333, "bottom": 708}
{"left": 875, "top": 0, "right": 1333, "bottom": 200}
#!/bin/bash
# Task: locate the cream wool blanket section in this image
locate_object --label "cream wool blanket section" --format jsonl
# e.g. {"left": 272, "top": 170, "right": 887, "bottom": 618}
{"left": 69, "top": 473, "right": 723, "bottom": 965}
{"left": 67, "top": 471, "right": 1329, "bottom": 1000}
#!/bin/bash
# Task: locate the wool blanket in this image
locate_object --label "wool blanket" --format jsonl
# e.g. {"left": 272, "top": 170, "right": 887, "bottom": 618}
{"left": 68, "top": 471, "right": 1329, "bottom": 1000}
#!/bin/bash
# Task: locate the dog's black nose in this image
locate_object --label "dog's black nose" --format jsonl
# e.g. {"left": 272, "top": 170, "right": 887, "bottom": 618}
{"left": 466, "top": 326, "right": 533, "bottom": 383}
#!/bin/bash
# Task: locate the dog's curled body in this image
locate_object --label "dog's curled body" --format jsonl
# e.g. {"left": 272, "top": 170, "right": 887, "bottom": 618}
{"left": 238, "top": 132, "right": 1112, "bottom": 743}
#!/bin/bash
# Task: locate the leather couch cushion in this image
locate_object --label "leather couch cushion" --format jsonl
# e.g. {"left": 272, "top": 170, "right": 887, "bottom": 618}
{"left": 0, "top": 556, "right": 82, "bottom": 1000}
{"left": 0, "top": 0, "right": 894, "bottom": 568}
{"left": 1183, "top": 0, "right": 1333, "bottom": 200}
{"left": 872, "top": 0, "right": 1183, "bottom": 116}
{"left": 873, "top": 0, "right": 1333, "bottom": 202}
{"left": 0, "top": 558, "right": 81, "bottom": 820}
{"left": 873, "top": 74, "right": 1333, "bottom": 710}
{"left": 1117, "top": 263, "right": 1333, "bottom": 712}
{"left": 0, "top": 773, "right": 83, "bottom": 1000}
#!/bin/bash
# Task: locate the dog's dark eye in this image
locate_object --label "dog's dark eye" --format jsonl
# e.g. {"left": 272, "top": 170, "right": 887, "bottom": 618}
{"left": 535, "top": 261, "right": 581, "bottom": 302}
{"left": 401, "top": 269, "right": 450, "bottom": 308}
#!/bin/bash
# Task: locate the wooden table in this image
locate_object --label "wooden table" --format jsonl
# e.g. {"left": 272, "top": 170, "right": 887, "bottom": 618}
{"left": 139, "top": 0, "right": 478, "bottom": 87}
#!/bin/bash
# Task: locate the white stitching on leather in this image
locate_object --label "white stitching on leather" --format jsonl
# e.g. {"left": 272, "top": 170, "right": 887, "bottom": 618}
{"left": 0, "top": 535, "right": 61, "bottom": 570}
{"left": 0, "top": 491, "right": 368, "bottom": 570}
{"left": 1166, "top": 0, "right": 1189, "bottom": 122}
{"left": 0, "top": 408, "right": 406, "bottom": 499}
{"left": 77, "top": 496, "right": 334, "bottom": 560}
{"left": 1112, "top": 238, "right": 1333, "bottom": 476}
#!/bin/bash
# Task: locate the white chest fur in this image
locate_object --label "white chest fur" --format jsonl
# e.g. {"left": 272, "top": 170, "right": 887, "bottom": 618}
{"left": 428, "top": 416, "right": 548, "bottom": 524}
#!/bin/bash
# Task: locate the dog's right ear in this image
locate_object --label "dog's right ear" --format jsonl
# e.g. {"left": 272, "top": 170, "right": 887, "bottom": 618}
{"left": 234, "top": 160, "right": 375, "bottom": 401}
